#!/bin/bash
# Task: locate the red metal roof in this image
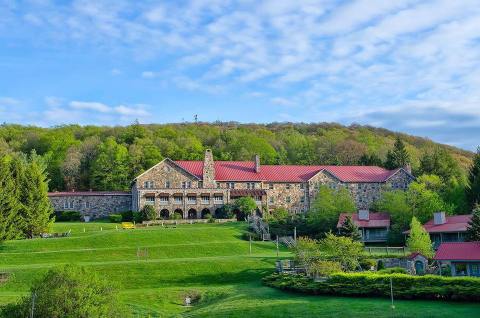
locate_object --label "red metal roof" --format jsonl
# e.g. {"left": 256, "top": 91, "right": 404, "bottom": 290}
{"left": 174, "top": 161, "right": 400, "bottom": 183}
{"left": 422, "top": 215, "right": 472, "bottom": 233}
{"left": 434, "top": 242, "right": 480, "bottom": 261}
{"left": 48, "top": 191, "right": 131, "bottom": 197}
{"left": 337, "top": 212, "right": 390, "bottom": 228}
{"left": 230, "top": 189, "right": 267, "bottom": 197}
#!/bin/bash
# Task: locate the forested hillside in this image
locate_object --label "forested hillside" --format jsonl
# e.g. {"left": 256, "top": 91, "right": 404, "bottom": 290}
{"left": 0, "top": 122, "right": 474, "bottom": 192}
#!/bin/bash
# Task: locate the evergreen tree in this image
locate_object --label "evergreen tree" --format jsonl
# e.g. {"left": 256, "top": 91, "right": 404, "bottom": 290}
{"left": 385, "top": 137, "right": 410, "bottom": 169}
{"left": 0, "top": 155, "right": 22, "bottom": 241}
{"left": 466, "top": 147, "right": 480, "bottom": 209}
{"left": 406, "top": 217, "right": 434, "bottom": 258}
{"left": 466, "top": 204, "right": 480, "bottom": 242}
{"left": 359, "top": 153, "right": 383, "bottom": 166}
{"left": 18, "top": 152, "right": 53, "bottom": 238}
{"left": 338, "top": 215, "right": 361, "bottom": 241}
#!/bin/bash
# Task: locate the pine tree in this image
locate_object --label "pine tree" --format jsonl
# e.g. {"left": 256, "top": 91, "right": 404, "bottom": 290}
{"left": 0, "top": 155, "right": 22, "bottom": 241}
{"left": 466, "top": 147, "right": 480, "bottom": 210}
{"left": 385, "top": 137, "right": 410, "bottom": 169}
{"left": 338, "top": 215, "right": 362, "bottom": 241}
{"left": 466, "top": 204, "right": 480, "bottom": 241}
{"left": 406, "top": 217, "right": 434, "bottom": 258}
{"left": 18, "top": 152, "right": 53, "bottom": 238}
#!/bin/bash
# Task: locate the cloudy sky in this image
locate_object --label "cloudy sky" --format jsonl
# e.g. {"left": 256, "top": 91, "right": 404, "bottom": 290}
{"left": 1, "top": 1, "right": 479, "bottom": 150}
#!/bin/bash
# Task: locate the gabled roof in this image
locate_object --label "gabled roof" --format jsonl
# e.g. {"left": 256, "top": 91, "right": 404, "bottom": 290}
{"left": 423, "top": 215, "right": 472, "bottom": 233}
{"left": 134, "top": 158, "right": 200, "bottom": 181}
{"left": 48, "top": 191, "right": 130, "bottom": 197}
{"left": 337, "top": 212, "right": 390, "bottom": 228}
{"left": 434, "top": 242, "right": 480, "bottom": 261}
{"left": 174, "top": 160, "right": 401, "bottom": 183}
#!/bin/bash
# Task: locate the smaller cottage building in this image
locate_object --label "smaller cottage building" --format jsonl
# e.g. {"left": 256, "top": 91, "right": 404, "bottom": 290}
{"left": 434, "top": 242, "right": 480, "bottom": 277}
{"left": 405, "top": 212, "right": 472, "bottom": 248}
{"left": 337, "top": 210, "right": 390, "bottom": 243}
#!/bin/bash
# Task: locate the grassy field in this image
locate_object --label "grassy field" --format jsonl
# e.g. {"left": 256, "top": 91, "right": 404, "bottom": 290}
{"left": 1, "top": 222, "right": 480, "bottom": 317}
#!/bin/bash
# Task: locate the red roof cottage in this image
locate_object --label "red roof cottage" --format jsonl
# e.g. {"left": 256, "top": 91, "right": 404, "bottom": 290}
{"left": 434, "top": 242, "right": 480, "bottom": 277}
{"left": 404, "top": 212, "right": 472, "bottom": 248}
{"left": 337, "top": 210, "right": 390, "bottom": 243}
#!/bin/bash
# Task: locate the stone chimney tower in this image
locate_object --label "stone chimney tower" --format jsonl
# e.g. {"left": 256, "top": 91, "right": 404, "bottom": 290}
{"left": 202, "top": 149, "right": 215, "bottom": 188}
{"left": 254, "top": 154, "right": 261, "bottom": 173}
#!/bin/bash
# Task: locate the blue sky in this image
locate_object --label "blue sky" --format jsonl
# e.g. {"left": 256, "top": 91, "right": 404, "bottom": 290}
{"left": 1, "top": 0, "right": 480, "bottom": 150}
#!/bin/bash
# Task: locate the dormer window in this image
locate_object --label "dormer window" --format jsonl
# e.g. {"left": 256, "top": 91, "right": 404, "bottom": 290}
{"left": 144, "top": 181, "right": 155, "bottom": 189}
{"left": 247, "top": 182, "right": 255, "bottom": 189}
{"left": 165, "top": 181, "right": 171, "bottom": 188}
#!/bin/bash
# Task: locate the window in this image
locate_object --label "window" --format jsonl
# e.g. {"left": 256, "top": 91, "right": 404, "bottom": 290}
{"left": 300, "top": 183, "right": 305, "bottom": 189}
{"left": 182, "top": 181, "right": 192, "bottom": 189}
{"left": 64, "top": 201, "right": 74, "bottom": 210}
{"left": 159, "top": 196, "right": 169, "bottom": 205}
{"left": 84, "top": 201, "right": 91, "bottom": 209}
{"left": 300, "top": 196, "right": 305, "bottom": 204}
{"left": 285, "top": 196, "right": 291, "bottom": 203}
{"left": 269, "top": 183, "right": 274, "bottom": 190}
{"left": 174, "top": 196, "right": 183, "bottom": 204}
{"left": 247, "top": 182, "right": 255, "bottom": 189}
{"left": 269, "top": 197, "right": 274, "bottom": 204}
{"left": 145, "top": 196, "right": 155, "bottom": 205}
{"left": 144, "top": 181, "right": 155, "bottom": 189}
{"left": 254, "top": 195, "right": 262, "bottom": 202}
{"left": 198, "top": 181, "right": 203, "bottom": 188}
{"left": 187, "top": 196, "right": 196, "bottom": 204}
{"left": 227, "top": 182, "right": 235, "bottom": 189}
{"left": 286, "top": 184, "right": 291, "bottom": 189}
{"left": 165, "top": 181, "right": 171, "bottom": 188}
{"left": 214, "top": 195, "right": 223, "bottom": 203}
{"left": 217, "top": 183, "right": 222, "bottom": 189}
{"left": 201, "top": 196, "right": 210, "bottom": 204}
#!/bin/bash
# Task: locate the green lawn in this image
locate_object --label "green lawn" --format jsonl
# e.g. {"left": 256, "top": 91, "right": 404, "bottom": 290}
{"left": 0, "top": 222, "right": 479, "bottom": 317}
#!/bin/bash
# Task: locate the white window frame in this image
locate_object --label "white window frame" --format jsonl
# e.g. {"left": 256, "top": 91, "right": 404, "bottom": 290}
{"left": 227, "top": 182, "right": 235, "bottom": 189}
{"left": 187, "top": 196, "right": 196, "bottom": 204}
{"left": 201, "top": 196, "right": 210, "bottom": 204}
{"left": 165, "top": 181, "right": 171, "bottom": 188}
{"left": 174, "top": 196, "right": 183, "bottom": 204}
{"left": 214, "top": 195, "right": 223, "bottom": 204}
{"left": 159, "top": 196, "right": 169, "bottom": 205}
{"left": 145, "top": 196, "right": 155, "bottom": 205}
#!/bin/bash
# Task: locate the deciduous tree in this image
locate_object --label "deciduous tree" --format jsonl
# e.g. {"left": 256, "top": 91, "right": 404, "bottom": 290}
{"left": 466, "top": 204, "right": 480, "bottom": 242}
{"left": 406, "top": 217, "right": 434, "bottom": 258}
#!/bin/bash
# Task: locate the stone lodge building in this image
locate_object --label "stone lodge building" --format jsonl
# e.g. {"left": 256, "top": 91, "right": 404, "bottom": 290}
{"left": 49, "top": 149, "right": 414, "bottom": 220}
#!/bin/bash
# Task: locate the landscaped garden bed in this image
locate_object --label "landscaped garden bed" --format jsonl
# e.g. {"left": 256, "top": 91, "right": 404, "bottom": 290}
{"left": 263, "top": 272, "right": 480, "bottom": 301}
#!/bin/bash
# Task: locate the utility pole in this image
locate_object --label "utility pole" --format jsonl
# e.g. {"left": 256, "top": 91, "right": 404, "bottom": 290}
{"left": 294, "top": 227, "right": 297, "bottom": 243}
{"left": 276, "top": 235, "right": 279, "bottom": 258}
{"left": 390, "top": 277, "right": 395, "bottom": 309}
{"left": 249, "top": 235, "right": 252, "bottom": 255}
{"left": 30, "top": 291, "right": 36, "bottom": 318}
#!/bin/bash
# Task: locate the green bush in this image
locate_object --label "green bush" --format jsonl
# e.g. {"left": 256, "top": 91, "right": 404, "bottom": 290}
{"left": 0, "top": 264, "right": 125, "bottom": 317}
{"left": 359, "top": 258, "right": 377, "bottom": 271}
{"left": 55, "top": 211, "right": 81, "bottom": 222}
{"left": 140, "top": 205, "right": 156, "bottom": 221}
{"left": 170, "top": 212, "right": 182, "bottom": 220}
{"left": 109, "top": 214, "right": 122, "bottom": 223}
{"left": 263, "top": 272, "right": 480, "bottom": 301}
{"left": 120, "top": 210, "right": 133, "bottom": 222}
{"left": 377, "top": 267, "right": 408, "bottom": 274}
{"left": 132, "top": 211, "right": 142, "bottom": 223}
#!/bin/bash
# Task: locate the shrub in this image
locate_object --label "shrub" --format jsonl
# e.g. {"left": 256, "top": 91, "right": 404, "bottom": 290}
{"left": 377, "top": 267, "right": 408, "bottom": 274}
{"left": 377, "top": 260, "right": 385, "bottom": 270}
{"left": 0, "top": 264, "right": 125, "bottom": 317}
{"left": 109, "top": 214, "right": 122, "bottom": 223}
{"left": 359, "top": 258, "right": 377, "bottom": 271}
{"left": 132, "top": 211, "right": 142, "bottom": 223}
{"left": 310, "top": 261, "right": 343, "bottom": 277}
{"left": 55, "top": 210, "right": 81, "bottom": 222}
{"left": 263, "top": 272, "right": 480, "bottom": 301}
{"left": 120, "top": 210, "right": 133, "bottom": 222}
{"left": 140, "top": 205, "right": 157, "bottom": 221}
{"left": 171, "top": 212, "right": 182, "bottom": 220}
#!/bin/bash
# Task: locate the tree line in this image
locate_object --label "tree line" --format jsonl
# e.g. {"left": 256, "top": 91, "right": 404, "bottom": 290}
{"left": 0, "top": 122, "right": 473, "bottom": 192}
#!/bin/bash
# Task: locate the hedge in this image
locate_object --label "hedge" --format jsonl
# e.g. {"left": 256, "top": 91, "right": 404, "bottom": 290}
{"left": 109, "top": 214, "right": 122, "bottom": 223}
{"left": 55, "top": 211, "right": 81, "bottom": 222}
{"left": 262, "top": 272, "right": 480, "bottom": 301}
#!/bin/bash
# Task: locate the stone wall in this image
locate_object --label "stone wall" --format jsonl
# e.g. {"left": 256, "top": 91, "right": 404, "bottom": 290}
{"left": 49, "top": 192, "right": 132, "bottom": 219}
{"left": 135, "top": 159, "right": 200, "bottom": 190}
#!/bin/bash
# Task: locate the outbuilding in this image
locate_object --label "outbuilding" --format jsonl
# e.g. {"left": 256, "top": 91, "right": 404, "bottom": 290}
{"left": 434, "top": 242, "right": 480, "bottom": 277}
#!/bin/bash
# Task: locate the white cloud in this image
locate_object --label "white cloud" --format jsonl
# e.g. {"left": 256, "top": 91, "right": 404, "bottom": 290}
{"left": 270, "top": 97, "right": 295, "bottom": 107}
{"left": 141, "top": 71, "right": 158, "bottom": 79}
{"left": 70, "top": 101, "right": 111, "bottom": 113}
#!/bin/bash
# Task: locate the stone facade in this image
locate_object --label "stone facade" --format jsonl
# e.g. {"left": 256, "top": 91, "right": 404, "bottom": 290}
{"left": 50, "top": 150, "right": 414, "bottom": 220}
{"left": 48, "top": 192, "right": 132, "bottom": 219}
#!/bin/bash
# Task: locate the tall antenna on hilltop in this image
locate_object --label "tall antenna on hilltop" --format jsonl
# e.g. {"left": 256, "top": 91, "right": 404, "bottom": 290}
{"left": 194, "top": 114, "right": 198, "bottom": 124}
